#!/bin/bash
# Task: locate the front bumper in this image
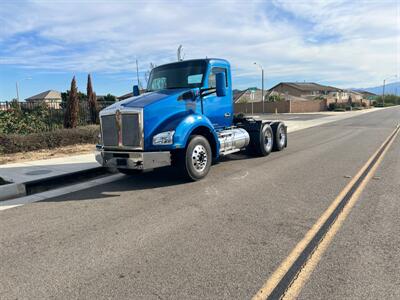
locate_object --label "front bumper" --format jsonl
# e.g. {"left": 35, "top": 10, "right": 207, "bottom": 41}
{"left": 95, "top": 146, "right": 171, "bottom": 170}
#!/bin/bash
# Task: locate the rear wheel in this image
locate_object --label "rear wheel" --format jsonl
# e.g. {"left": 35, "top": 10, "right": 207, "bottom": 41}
{"left": 180, "top": 135, "right": 212, "bottom": 181}
{"left": 247, "top": 123, "right": 274, "bottom": 156}
{"left": 271, "top": 122, "right": 287, "bottom": 151}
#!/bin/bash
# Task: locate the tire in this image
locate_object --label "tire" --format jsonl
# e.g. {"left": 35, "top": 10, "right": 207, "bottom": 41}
{"left": 117, "top": 168, "right": 142, "bottom": 175}
{"left": 181, "top": 135, "right": 212, "bottom": 181}
{"left": 271, "top": 122, "right": 287, "bottom": 151}
{"left": 247, "top": 123, "right": 274, "bottom": 156}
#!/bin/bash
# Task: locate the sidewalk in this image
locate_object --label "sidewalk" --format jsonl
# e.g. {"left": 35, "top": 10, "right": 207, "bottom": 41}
{"left": 0, "top": 154, "right": 100, "bottom": 200}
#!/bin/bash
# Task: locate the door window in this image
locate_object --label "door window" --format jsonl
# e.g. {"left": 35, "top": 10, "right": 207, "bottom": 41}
{"left": 208, "top": 67, "right": 228, "bottom": 88}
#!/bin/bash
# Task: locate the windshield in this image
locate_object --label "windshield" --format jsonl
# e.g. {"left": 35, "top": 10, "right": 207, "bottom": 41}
{"left": 147, "top": 60, "right": 207, "bottom": 91}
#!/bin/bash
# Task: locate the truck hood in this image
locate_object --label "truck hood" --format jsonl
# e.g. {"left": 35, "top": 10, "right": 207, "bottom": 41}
{"left": 117, "top": 89, "right": 190, "bottom": 109}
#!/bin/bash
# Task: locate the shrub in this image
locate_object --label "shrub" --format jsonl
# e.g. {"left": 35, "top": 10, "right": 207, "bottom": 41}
{"left": 328, "top": 103, "right": 337, "bottom": 111}
{"left": 0, "top": 125, "right": 99, "bottom": 154}
{"left": 328, "top": 102, "right": 349, "bottom": 111}
{"left": 0, "top": 104, "right": 53, "bottom": 134}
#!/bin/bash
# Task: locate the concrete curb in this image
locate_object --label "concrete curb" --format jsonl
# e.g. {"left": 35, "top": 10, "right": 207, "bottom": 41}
{"left": 0, "top": 173, "right": 124, "bottom": 211}
{"left": 0, "top": 166, "right": 107, "bottom": 202}
{"left": 0, "top": 183, "right": 26, "bottom": 201}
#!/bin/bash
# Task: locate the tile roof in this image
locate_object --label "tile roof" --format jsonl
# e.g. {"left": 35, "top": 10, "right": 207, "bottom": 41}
{"left": 273, "top": 82, "right": 342, "bottom": 92}
{"left": 25, "top": 90, "right": 61, "bottom": 101}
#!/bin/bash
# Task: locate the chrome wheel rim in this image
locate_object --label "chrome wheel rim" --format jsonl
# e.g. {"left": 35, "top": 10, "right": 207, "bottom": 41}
{"left": 264, "top": 128, "right": 272, "bottom": 151}
{"left": 278, "top": 126, "right": 286, "bottom": 147}
{"left": 191, "top": 145, "right": 208, "bottom": 172}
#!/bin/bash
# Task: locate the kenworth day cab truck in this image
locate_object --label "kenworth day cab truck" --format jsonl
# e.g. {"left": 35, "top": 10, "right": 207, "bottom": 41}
{"left": 96, "top": 58, "right": 287, "bottom": 180}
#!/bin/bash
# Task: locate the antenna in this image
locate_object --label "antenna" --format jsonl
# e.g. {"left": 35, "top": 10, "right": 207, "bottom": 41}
{"left": 177, "top": 45, "right": 184, "bottom": 61}
{"left": 135, "top": 58, "right": 140, "bottom": 87}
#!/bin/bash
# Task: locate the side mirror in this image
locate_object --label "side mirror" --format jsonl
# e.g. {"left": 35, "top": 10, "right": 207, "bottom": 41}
{"left": 216, "top": 72, "right": 226, "bottom": 97}
{"left": 133, "top": 85, "right": 140, "bottom": 96}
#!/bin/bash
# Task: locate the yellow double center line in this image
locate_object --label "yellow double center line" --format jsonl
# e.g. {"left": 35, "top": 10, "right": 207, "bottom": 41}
{"left": 253, "top": 124, "right": 400, "bottom": 300}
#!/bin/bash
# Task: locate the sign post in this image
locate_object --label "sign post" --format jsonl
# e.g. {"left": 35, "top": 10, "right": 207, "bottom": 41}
{"left": 250, "top": 90, "right": 255, "bottom": 115}
{"left": 249, "top": 87, "right": 257, "bottom": 115}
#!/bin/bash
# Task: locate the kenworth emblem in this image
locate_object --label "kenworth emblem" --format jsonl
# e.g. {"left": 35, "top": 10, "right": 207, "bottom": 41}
{"left": 115, "top": 109, "right": 123, "bottom": 146}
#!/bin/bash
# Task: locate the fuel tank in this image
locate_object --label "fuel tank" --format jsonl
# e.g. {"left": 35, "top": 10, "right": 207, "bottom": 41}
{"left": 218, "top": 128, "right": 250, "bottom": 155}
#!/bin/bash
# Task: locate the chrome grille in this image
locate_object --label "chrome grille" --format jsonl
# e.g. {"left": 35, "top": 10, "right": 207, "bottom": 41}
{"left": 122, "top": 114, "right": 141, "bottom": 147}
{"left": 101, "top": 115, "right": 118, "bottom": 146}
{"left": 101, "top": 112, "right": 142, "bottom": 148}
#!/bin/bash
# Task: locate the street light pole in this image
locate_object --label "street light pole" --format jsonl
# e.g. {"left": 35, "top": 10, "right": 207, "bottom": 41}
{"left": 15, "top": 77, "right": 32, "bottom": 101}
{"left": 262, "top": 68, "right": 264, "bottom": 111}
{"left": 16, "top": 82, "right": 20, "bottom": 101}
{"left": 254, "top": 62, "right": 264, "bottom": 114}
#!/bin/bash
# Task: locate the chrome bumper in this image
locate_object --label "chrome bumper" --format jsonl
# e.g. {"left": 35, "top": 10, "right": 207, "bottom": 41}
{"left": 95, "top": 147, "right": 171, "bottom": 170}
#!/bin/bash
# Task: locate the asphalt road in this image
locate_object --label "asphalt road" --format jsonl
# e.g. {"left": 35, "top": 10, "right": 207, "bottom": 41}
{"left": 1, "top": 107, "right": 399, "bottom": 299}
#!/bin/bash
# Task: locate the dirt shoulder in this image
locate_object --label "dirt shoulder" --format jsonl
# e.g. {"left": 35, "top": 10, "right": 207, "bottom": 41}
{"left": 0, "top": 144, "right": 95, "bottom": 165}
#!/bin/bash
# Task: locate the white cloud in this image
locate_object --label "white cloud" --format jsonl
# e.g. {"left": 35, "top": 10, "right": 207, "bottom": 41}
{"left": 0, "top": 0, "right": 398, "bottom": 88}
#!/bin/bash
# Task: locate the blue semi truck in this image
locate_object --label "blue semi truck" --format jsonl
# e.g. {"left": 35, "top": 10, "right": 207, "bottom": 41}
{"left": 96, "top": 58, "right": 287, "bottom": 180}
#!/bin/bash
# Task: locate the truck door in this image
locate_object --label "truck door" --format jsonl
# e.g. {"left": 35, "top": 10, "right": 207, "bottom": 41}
{"left": 202, "top": 65, "right": 233, "bottom": 129}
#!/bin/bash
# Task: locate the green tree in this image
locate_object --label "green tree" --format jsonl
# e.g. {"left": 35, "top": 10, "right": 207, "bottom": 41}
{"left": 268, "top": 94, "right": 283, "bottom": 102}
{"left": 10, "top": 98, "right": 22, "bottom": 115}
{"left": 87, "top": 74, "right": 99, "bottom": 124}
{"left": 64, "top": 76, "right": 79, "bottom": 128}
{"left": 61, "top": 90, "right": 87, "bottom": 109}
{"left": 375, "top": 94, "right": 400, "bottom": 106}
{"left": 102, "top": 93, "right": 116, "bottom": 103}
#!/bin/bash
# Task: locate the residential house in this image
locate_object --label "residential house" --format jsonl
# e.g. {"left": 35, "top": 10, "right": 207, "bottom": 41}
{"left": 25, "top": 90, "right": 62, "bottom": 109}
{"left": 269, "top": 82, "right": 370, "bottom": 107}
{"left": 354, "top": 90, "right": 377, "bottom": 101}
{"left": 268, "top": 82, "right": 342, "bottom": 101}
{"left": 328, "top": 90, "right": 370, "bottom": 106}
{"left": 234, "top": 88, "right": 268, "bottom": 103}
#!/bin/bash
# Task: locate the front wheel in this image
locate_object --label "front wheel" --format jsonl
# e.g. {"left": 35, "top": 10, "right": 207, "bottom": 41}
{"left": 181, "top": 135, "right": 212, "bottom": 181}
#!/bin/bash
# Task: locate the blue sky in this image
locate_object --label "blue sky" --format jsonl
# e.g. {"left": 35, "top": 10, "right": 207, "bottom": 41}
{"left": 0, "top": 0, "right": 399, "bottom": 101}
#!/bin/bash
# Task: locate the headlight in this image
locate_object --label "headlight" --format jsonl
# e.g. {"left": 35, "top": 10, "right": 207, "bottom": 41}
{"left": 153, "top": 130, "right": 175, "bottom": 145}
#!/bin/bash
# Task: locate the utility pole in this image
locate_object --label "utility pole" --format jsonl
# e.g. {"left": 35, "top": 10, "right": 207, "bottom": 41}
{"left": 254, "top": 62, "right": 264, "bottom": 113}
{"left": 382, "top": 79, "right": 386, "bottom": 107}
{"left": 382, "top": 75, "right": 398, "bottom": 106}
